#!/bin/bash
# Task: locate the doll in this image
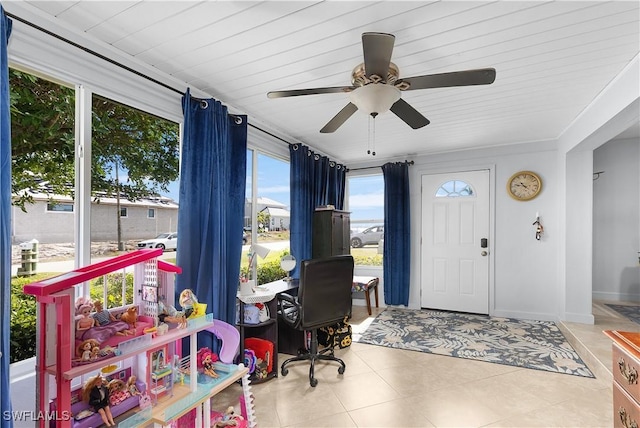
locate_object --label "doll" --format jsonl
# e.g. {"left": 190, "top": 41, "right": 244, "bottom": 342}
{"left": 76, "top": 339, "right": 100, "bottom": 362}
{"left": 157, "top": 299, "right": 187, "bottom": 328}
{"left": 179, "top": 289, "right": 198, "bottom": 318}
{"left": 213, "top": 406, "right": 245, "bottom": 427}
{"left": 82, "top": 374, "right": 115, "bottom": 427}
{"left": 92, "top": 300, "right": 117, "bottom": 326}
{"left": 199, "top": 347, "right": 219, "bottom": 378}
{"left": 76, "top": 302, "right": 95, "bottom": 332}
{"left": 126, "top": 375, "right": 141, "bottom": 396}
{"left": 107, "top": 378, "right": 130, "bottom": 406}
{"left": 90, "top": 346, "right": 100, "bottom": 361}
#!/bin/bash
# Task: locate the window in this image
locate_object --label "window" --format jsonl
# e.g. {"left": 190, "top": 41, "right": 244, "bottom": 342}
{"left": 91, "top": 94, "right": 180, "bottom": 259}
{"left": 347, "top": 174, "right": 384, "bottom": 267}
{"left": 243, "top": 150, "right": 291, "bottom": 281}
{"left": 435, "top": 180, "right": 474, "bottom": 197}
{"left": 47, "top": 203, "right": 74, "bottom": 212}
{"left": 10, "top": 69, "right": 76, "bottom": 365}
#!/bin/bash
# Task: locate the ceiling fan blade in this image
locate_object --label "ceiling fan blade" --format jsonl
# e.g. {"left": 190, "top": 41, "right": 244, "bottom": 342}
{"left": 390, "top": 98, "right": 430, "bottom": 129}
{"left": 320, "top": 103, "right": 358, "bottom": 133}
{"left": 362, "top": 32, "right": 395, "bottom": 81}
{"left": 399, "top": 68, "right": 496, "bottom": 90}
{"left": 267, "top": 86, "right": 355, "bottom": 98}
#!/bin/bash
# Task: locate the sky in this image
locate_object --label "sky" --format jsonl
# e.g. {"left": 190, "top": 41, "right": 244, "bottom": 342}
{"left": 163, "top": 150, "right": 384, "bottom": 226}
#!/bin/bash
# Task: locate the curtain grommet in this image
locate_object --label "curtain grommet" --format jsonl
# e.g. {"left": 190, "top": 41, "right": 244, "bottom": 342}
{"left": 200, "top": 100, "right": 208, "bottom": 109}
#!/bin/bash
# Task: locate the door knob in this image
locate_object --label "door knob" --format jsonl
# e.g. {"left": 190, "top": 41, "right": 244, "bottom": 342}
{"left": 481, "top": 251, "right": 488, "bottom": 256}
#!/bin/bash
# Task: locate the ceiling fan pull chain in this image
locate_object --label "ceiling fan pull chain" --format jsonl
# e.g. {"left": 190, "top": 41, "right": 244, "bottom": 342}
{"left": 372, "top": 114, "right": 376, "bottom": 156}
{"left": 367, "top": 115, "right": 371, "bottom": 155}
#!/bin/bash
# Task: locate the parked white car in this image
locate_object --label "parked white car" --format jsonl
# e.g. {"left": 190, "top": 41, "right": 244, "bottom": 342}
{"left": 350, "top": 225, "right": 384, "bottom": 248}
{"left": 137, "top": 232, "right": 177, "bottom": 251}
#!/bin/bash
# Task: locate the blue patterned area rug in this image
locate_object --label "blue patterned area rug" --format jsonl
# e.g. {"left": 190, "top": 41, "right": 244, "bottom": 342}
{"left": 356, "top": 308, "right": 594, "bottom": 378}
{"left": 606, "top": 304, "right": 640, "bottom": 325}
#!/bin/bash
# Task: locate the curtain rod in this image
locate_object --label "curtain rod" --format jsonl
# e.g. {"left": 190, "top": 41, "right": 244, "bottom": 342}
{"left": 348, "top": 160, "right": 414, "bottom": 172}
{"left": 6, "top": 10, "right": 295, "bottom": 147}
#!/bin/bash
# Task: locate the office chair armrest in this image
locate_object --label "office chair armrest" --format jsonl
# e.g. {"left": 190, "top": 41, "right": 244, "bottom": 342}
{"left": 277, "top": 293, "right": 301, "bottom": 328}
{"left": 277, "top": 292, "right": 297, "bottom": 306}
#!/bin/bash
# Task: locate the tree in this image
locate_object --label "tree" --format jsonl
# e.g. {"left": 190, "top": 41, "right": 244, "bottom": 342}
{"left": 9, "top": 69, "right": 180, "bottom": 228}
{"left": 257, "top": 211, "right": 270, "bottom": 232}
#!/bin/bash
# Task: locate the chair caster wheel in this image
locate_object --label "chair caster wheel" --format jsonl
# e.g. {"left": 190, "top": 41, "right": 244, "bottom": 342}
{"left": 338, "top": 366, "right": 345, "bottom": 375}
{"left": 281, "top": 367, "right": 288, "bottom": 376}
{"left": 310, "top": 378, "right": 318, "bottom": 387}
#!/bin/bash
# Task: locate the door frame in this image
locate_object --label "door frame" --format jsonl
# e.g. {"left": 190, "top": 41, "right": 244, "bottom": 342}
{"left": 411, "top": 163, "right": 496, "bottom": 314}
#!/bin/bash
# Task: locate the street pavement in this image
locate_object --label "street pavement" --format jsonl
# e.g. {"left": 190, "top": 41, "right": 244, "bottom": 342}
{"left": 11, "top": 241, "right": 290, "bottom": 276}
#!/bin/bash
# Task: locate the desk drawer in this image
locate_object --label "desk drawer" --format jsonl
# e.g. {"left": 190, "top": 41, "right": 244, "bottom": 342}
{"left": 613, "top": 342, "right": 640, "bottom": 403}
{"left": 614, "top": 381, "right": 640, "bottom": 428}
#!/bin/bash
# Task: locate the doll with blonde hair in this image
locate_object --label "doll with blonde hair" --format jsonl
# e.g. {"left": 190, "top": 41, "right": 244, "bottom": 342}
{"left": 82, "top": 374, "right": 115, "bottom": 426}
{"left": 127, "top": 375, "right": 141, "bottom": 396}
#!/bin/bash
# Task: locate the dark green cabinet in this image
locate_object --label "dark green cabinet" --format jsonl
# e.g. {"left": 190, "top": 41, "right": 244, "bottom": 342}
{"left": 312, "top": 209, "right": 350, "bottom": 258}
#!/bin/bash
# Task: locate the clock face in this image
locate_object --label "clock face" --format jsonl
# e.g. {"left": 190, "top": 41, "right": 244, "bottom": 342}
{"left": 507, "top": 171, "right": 542, "bottom": 201}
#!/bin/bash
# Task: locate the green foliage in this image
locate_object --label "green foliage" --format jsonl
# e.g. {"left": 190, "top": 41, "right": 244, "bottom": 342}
{"left": 10, "top": 273, "right": 55, "bottom": 363}
{"left": 256, "top": 211, "right": 270, "bottom": 232}
{"left": 9, "top": 69, "right": 180, "bottom": 212}
{"left": 89, "top": 273, "right": 134, "bottom": 309}
{"left": 240, "top": 250, "right": 289, "bottom": 284}
{"left": 352, "top": 253, "right": 383, "bottom": 266}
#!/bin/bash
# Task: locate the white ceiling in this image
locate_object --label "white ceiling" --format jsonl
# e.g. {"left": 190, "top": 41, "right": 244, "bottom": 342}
{"left": 11, "top": 1, "right": 640, "bottom": 165}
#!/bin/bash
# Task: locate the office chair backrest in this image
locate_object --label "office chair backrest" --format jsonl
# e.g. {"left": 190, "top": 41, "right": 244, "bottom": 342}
{"left": 298, "top": 255, "right": 354, "bottom": 330}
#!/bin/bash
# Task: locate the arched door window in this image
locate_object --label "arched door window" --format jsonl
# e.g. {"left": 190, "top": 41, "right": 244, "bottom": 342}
{"left": 435, "top": 180, "right": 474, "bottom": 197}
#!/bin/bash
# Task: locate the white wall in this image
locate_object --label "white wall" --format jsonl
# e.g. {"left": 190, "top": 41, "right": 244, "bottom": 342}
{"left": 406, "top": 141, "right": 559, "bottom": 321}
{"left": 593, "top": 138, "right": 640, "bottom": 301}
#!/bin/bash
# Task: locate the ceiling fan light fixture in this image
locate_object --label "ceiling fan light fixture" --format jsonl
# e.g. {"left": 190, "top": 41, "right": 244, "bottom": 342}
{"left": 349, "top": 84, "right": 400, "bottom": 115}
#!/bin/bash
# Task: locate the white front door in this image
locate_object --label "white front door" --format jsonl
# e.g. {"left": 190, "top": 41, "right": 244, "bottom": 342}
{"left": 421, "top": 170, "right": 490, "bottom": 314}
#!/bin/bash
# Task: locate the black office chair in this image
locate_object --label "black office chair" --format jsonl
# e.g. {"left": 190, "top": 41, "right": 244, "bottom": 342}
{"left": 278, "top": 255, "right": 354, "bottom": 387}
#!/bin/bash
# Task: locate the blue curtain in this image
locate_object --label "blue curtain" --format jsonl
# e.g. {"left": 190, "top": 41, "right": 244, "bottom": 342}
{"left": 0, "top": 6, "right": 11, "bottom": 426}
{"left": 177, "top": 90, "right": 247, "bottom": 352}
{"left": 289, "top": 144, "right": 346, "bottom": 277}
{"left": 382, "top": 162, "right": 411, "bottom": 306}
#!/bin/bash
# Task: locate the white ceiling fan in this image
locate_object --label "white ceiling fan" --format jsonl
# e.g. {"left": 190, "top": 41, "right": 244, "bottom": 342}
{"left": 268, "top": 32, "right": 496, "bottom": 133}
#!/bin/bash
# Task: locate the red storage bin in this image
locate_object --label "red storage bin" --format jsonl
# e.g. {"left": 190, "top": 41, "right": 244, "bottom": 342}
{"left": 244, "top": 337, "right": 274, "bottom": 373}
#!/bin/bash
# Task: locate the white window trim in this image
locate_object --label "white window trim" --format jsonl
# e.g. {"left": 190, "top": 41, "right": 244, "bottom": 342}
{"left": 46, "top": 202, "right": 74, "bottom": 213}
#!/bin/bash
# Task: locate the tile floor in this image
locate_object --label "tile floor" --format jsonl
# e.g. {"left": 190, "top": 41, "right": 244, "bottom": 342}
{"left": 9, "top": 301, "right": 636, "bottom": 427}
{"left": 211, "top": 301, "right": 638, "bottom": 427}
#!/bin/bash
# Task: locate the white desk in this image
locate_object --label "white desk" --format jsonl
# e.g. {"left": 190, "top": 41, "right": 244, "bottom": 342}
{"left": 237, "top": 278, "right": 298, "bottom": 304}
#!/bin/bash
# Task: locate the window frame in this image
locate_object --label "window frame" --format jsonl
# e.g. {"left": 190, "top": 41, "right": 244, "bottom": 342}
{"left": 46, "top": 202, "right": 74, "bottom": 213}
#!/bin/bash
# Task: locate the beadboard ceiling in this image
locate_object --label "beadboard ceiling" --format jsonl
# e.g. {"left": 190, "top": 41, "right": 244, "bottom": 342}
{"left": 8, "top": 1, "right": 640, "bottom": 164}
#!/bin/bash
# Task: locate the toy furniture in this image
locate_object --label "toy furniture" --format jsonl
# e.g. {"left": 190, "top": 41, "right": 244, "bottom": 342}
{"left": 352, "top": 276, "right": 379, "bottom": 315}
{"left": 49, "top": 368, "right": 146, "bottom": 428}
{"left": 278, "top": 255, "right": 354, "bottom": 387}
{"left": 23, "top": 250, "right": 253, "bottom": 428}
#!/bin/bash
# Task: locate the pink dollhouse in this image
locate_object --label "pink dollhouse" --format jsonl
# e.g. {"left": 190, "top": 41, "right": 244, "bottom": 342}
{"left": 23, "top": 249, "right": 254, "bottom": 428}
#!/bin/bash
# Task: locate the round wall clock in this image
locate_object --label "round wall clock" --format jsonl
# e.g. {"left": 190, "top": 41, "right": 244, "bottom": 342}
{"left": 507, "top": 171, "right": 542, "bottom": 201}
